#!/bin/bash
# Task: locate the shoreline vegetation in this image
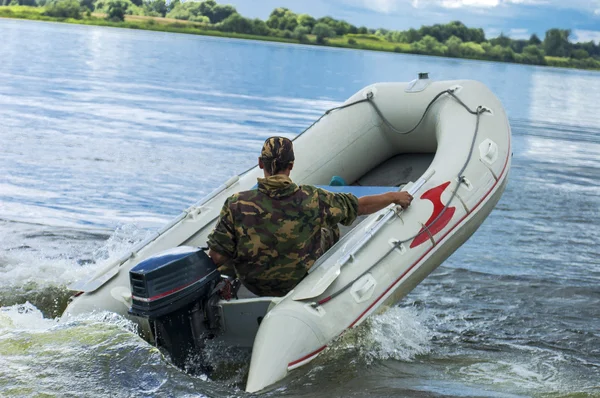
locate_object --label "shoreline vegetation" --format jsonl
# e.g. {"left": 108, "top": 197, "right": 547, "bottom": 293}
{"left": 2, "top": 1, "right": 600, "bottom": 71}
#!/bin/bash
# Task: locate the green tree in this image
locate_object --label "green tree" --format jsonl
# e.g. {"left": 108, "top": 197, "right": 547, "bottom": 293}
{"left": 293, "top": 25, "right": 310, "bottom": 41}
{"left": 333, "top": 20, "right": 355, "bottom": 35}
{"left": 419, "top": 24, "right": 442, "bottom": 42}
{"left": 197, "top": 0, "right": 215, "bottom": 18}
{"left": 443, "top": 21, "right": 469, "bottom": 42}
{"left": 266, "top": 7, "right": 298, "bottom": 31}
{"left": 578, "top": 41, "right": 600, "bottom": 58}
{"left": 571, "top": 48, "right": 589, "bottom": 59}
{"left": 501, "top": 46, "right": 515, "bottom": 61}
{"left": 281, "top": 30, "right": 294, "bottom": 39}
{"left": 357, "top": 26, "right": 368, "bottom": 34}
{"left": 445, "top": 35, "right": 463, "bottom": 57}
{"left": 485, "top": 44, "right": 515, "bottom": 61}
{"left": 412, "top": 35, "right": 446, "bottom": 55}
{"left": 166, "top": 1, "right": 202, "bottom": 21}
{"left": 106, "top": 0, "right": 128, "bottom": 21}
{"left": 179, "top": 0, "right": 236, "bottom": 23}
{"left": 218, "top": 13, "right": 252, "bottom": 34}
{"left": 417, "top": 21, "right": 484, "bottom": 43}
{"left": 510, "top": 39, "right": 528, "bottom": 54}
{"left": 544, "top": 28, "right": 571, "bottom": 57}
{"left": 80, "top": 0, "right": 95, "bottom": 11}
{"left": 43, "top": 0, "right": 81, "bottom": 19}
{"left": 3, "top": 0, "right": 33, "bottom": 4}
{"left": 210, "top": 4, "right": 236, "bottom": 23}
{"left": 521, "top": 45, "right": 545, "bottom": 64}
{"left": 189, "top": 15, "right": 209, "bottom": 23}
{"left": 405, "top": 28, "right": 421, "bottom": 43}
{"left": 312, "top": 22, "right": 335, "bottom": 44}
{"left": 251, "top": 18, "right": 270, "bottom": 36}
{"left": 297, "top": 13, "right": 315, "bottom": 29}
{"left": 490, "top": 32, "right": 511, "bottom": 47}
{"left": 166, "top": 0, "right": 178, "bottom": 12}
{"left": 316, "top": 16, "right": 335, "bottom": 27}
{"left": 143, "top": 0, "right": 166, "bottom": 17}
{"left": 469, "top": 27, "right": 486, "bottom": 43}
{"left": 529, "top": 34, "right": 542, "bottom": 45}
{"left": 385, "top": 30, "right": 405, "bottom": 43}
{"left": 459, "top": 42, "right": 486, "bottom": 58}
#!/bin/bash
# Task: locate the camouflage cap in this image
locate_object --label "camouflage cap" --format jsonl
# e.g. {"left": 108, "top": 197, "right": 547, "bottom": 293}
{"left": 260, "top": 136, "right": 295, "bottom": 175}
{"left": 260, "top": 136, "right": 295, "bottom": 164}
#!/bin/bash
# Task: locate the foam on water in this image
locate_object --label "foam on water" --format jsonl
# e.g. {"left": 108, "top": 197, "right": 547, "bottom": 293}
{"left": 0, "top": 222, "right": 151, "bottom": 289}
{"left": 0, "top": 302, "right": 56, "bottom": 332}
{"left": 0, "top": 221, "right": 155, "bottom": 318}
{"left": 0, "top": 303, "right": 158, "bottom": 397}
{"left": 361, "top": 307, "right": 432, "bottom": 362}
{"left": 322, "top": 306, "right": 433, "bottom": 365}
{"left": 0, "top": 301, "right": 225, "bottom": 398}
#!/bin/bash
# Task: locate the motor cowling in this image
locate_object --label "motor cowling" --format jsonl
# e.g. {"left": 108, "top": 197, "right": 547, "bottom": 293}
{"left": 128, "top": 246, "right": 221, "bottom": 368}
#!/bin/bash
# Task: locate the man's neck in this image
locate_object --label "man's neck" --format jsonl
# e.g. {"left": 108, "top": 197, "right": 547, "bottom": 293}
{"left": 263, "top": 171, "right": 291, "bottom": 178}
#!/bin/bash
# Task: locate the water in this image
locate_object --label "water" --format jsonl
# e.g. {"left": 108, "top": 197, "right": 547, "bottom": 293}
{"left": 1, "top": 19, "right": 599, "bottom": 397}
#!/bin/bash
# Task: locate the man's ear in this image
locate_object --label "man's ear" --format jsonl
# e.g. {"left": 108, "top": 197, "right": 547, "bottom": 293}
{"left": 258, "top": 158, "right": 264, "bottom": 169}
{"left": 288, "top": 162, "right": 294, "bottom": 171}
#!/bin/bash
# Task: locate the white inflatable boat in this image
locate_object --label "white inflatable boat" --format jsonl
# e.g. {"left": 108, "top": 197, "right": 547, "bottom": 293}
{"left": 63, "top": 75, "right": 511, "bottom": 392}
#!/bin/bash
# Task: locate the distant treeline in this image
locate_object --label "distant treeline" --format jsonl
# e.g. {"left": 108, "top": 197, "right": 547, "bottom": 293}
{"left": 2, "top": 0, "right": 600, "bottom": 70}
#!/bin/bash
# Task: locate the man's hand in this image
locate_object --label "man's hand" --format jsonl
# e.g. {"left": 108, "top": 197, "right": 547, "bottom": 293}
{"left": 389, "top": 191, "right": 413, "bottom": 209}
{"left": 358, "top": 191, "right": 414, "bottom": 215}
{"left": 208, "top": 248, "right": 229, "bottom": 266}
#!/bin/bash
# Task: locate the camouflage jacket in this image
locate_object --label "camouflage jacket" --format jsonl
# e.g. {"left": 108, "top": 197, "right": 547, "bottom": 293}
{"left": 207, "top": 174, "right": 359, "bottom": 297}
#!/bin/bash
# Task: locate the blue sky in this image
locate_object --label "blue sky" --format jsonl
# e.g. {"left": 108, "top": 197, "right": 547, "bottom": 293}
{"left": 224, "top": 0, "right": 600, "bottom": 43}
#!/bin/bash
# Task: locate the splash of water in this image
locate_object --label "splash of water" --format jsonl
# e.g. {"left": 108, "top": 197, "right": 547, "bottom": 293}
{"left": 0, "top": 222, "right": 154, "bottom": 318}
{"left": 313, "top": 305, "right": 432, "bottom": 370}
{"left": 0, "top": 302, "right": 207, "bottom": 398}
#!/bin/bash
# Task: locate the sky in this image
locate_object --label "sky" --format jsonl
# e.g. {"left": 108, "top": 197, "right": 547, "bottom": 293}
{"left": 223, "top": 0, "right": 600, "bottom": 43}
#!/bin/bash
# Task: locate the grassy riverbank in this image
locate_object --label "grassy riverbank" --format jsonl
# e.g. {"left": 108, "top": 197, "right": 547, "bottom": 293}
{"left": 2, "top": 4, "right": 599, "bottom": 71}
{"left": 0, "top": 6, "right": 299, "bottom": 43}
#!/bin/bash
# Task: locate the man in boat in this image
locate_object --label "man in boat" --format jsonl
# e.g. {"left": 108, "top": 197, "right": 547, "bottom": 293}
{"left": 207, "top": 136, "right": 413, "bottom": 297}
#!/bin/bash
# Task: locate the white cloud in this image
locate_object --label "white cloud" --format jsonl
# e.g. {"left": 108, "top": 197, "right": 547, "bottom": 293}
{"left": 485, "top": 27, "right": 502, "bottom": 38}
{"left": 505, "top": 0, "right": 548, "bottom": 4}
{"left": 359, "top": 0, "right": 593, "bottom": 12}
{"left": 485, "top": 27, "right": 530, "bottom": 39}
{"left": 440, "top": 0, "right": 499, "bottom": 8}
{"left": 573, "top": 29, "right": 600, "bottom": 44}
{"left": 508, "top": 28, "right": 530, "bottom": 39}
{"left": 362, "top": 0, "right": 398, "bottom": 13}
{"left": 437, "top": 0, "right": 550, "bottom": 8}
{"left": 410, "top": 0, "right": 500, "bottom": 8}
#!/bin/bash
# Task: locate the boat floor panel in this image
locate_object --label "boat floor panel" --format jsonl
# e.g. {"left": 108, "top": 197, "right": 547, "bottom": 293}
{"left": 356, "top": 153, "right": 434, "bottom": 187}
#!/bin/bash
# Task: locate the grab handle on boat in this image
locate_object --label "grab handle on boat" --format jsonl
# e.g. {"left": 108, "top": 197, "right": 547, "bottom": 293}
{"left": 338, "top": 169, "right": 435, "bottom": 266}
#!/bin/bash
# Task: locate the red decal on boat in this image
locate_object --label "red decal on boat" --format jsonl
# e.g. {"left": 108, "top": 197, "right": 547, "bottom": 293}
{"left": 288, "top": 345, "right": 327, "bottom": 367}
{"left": 410, "top": 181, "right": 456, "bottom": 248}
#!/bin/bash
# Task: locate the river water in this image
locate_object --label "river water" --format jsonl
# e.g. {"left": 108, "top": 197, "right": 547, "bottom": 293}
{"left": 1, "top": 19, "right": 599, "bottom": 397}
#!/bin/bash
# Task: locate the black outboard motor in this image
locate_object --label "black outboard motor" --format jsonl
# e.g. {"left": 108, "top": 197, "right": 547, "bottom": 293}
{"left": 128, "top": 246, "right": 221, "bottom": 368}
